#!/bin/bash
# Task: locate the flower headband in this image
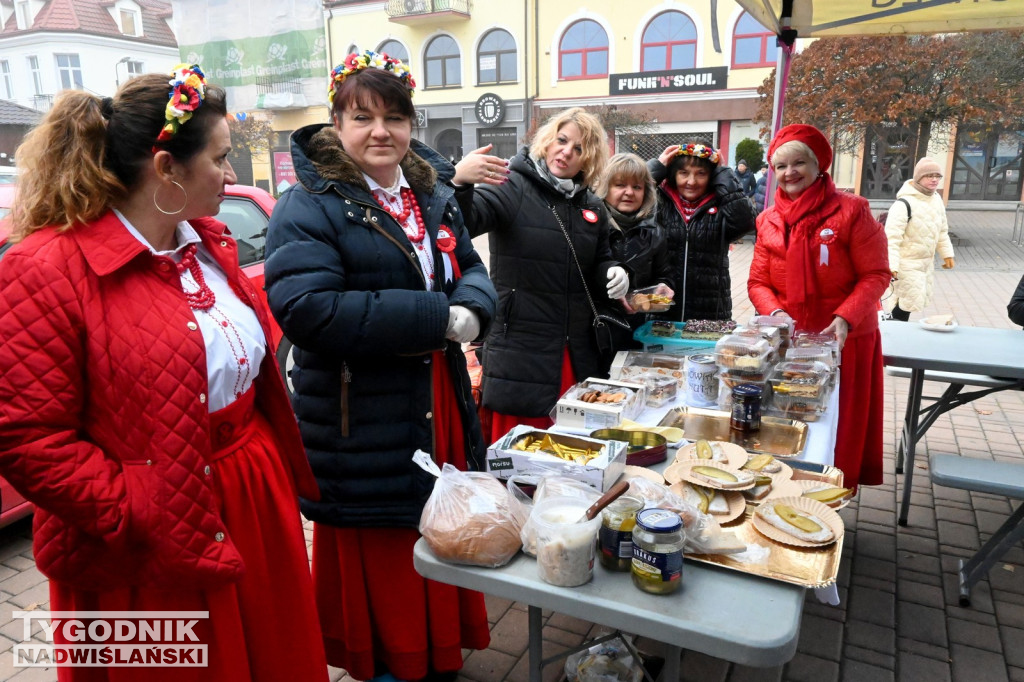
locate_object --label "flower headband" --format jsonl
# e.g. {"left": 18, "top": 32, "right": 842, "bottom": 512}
{"left": 676, "top": 143, "right": 721, "bottom": 165}
{"left": 154, "top": 64, "right": 207, "bottom": 150}
{"left": 328, "top": 50, "right": 416, "bottom": 105}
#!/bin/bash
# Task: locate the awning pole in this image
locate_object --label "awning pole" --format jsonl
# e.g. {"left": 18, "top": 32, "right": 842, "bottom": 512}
{"left": 765, "top": 4, "right": 797, "bottom": 209}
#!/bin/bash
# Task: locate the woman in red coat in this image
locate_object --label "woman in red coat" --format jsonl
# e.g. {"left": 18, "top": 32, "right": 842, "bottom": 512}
{"left": 0, "top": 67, "right": 327, "bottom": 681}
{"left": 748, "top": 124, "right": 890, "bottom": 489}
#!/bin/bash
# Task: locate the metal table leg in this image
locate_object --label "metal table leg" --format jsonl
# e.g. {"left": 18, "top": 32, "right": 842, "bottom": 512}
{"left": 958, "top": 503, "right": 1024, "bottom": 606}
{"left": 529, "top": 605, "right": 543, "bottom": 682}
{"left": 662, "top": 645, "right": 681, "bottom": 681}
{"left": 899, "top": 369, "right": 925, "bottom": 526}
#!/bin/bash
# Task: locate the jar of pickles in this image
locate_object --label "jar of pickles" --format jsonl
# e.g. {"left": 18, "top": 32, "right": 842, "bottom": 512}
{"left": 630, "top": 508, "right": 685, "bottom": 594}
{"left": 598, "top": 496, "right": 643, "bottom": 571}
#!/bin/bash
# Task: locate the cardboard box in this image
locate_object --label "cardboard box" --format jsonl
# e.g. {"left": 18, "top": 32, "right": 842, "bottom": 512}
{"left": 554, "top": 378, "right": 646, "bottom": 430}
{"left": 485, "top": 425, "right": 628, "bottom": 491}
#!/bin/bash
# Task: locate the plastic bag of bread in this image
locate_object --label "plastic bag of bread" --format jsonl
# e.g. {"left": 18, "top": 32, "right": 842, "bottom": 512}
{"left": 419, "top": 462, "right": 527, "bottom": 568}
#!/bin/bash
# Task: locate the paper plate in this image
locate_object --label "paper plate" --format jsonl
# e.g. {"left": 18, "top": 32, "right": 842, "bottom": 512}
{"left": 669, "top": 482, "right": 746, "bottom": 524}
{"left": 672, "top": 460, "right": 757, "bottom": 491}
{"left": 797, "top": 479, "right": 854, "bottom": 510}
{"left": 920, "top": 315, "right": 958, "bottom": 332}
{"left": 738, "top": 454, "right": 794, "bottom": 484}
{"left": 760, "top": 479, "right": 803, "bottom": 500}
{"left": 674, "top": 440, "right": 747, "bottom": 468}
{"left": 751, "top": 496, "right": 844, "bottom": 548}
{"left": 621, "top": 464, "right": 665, "bottom": 485}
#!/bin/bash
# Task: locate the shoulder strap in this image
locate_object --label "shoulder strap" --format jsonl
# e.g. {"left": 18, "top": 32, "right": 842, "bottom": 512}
{"left": 897, "top": 197, "right": 912, "bottom": 220}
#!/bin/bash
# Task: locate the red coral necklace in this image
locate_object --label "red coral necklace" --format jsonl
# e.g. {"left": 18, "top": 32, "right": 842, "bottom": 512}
{"left": 175, "top": 244, "right": 216, "bottom": 310}
{"left": 375, "top": 187, "right": 425, "bottom": 243}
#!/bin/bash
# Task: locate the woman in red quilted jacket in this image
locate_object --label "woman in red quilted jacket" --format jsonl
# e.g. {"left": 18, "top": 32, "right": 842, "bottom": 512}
{"left": 0, "top": 67, "right": 327, "bottom": 681}
{"left": 748, "top": 124, "right": 890, "bottom": 490}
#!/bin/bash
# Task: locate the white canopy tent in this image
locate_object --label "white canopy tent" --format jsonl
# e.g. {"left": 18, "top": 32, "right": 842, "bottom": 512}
{"left": 735, "top": 0, "right": 1024, "bottom": 200}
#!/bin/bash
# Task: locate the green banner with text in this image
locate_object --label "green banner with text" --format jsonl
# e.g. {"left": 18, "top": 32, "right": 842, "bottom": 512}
{"left": 179, "top": 28, "right": 328, "bottom": 87}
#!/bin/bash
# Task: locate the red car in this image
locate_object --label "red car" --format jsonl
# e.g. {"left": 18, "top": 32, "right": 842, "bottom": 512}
{"left": 0, "top": 183, "right": 291, "bottom": 528}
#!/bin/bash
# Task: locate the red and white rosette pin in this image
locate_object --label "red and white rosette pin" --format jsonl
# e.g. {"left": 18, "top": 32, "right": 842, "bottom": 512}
{"left": 436, "top": 225, "right": 461, "bottom": 281}
{"left": 582, "top": 209, "right": 598, "bottom": 223}
{"left": 817, "top": 227, "right": 838, "bottom": 266}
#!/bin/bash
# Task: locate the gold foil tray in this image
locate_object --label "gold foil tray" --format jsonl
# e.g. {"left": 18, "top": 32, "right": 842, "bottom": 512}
{"left": 658, "top": 407, "right": 808, "bottom": 457}
{"left": 688, "top": 507, "right": 843, "bottom": 588}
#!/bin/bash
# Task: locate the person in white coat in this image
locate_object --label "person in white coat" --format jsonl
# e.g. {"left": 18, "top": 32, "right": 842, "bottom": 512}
{"left": 884, "top": 158, "right": 955, "bottom": 321}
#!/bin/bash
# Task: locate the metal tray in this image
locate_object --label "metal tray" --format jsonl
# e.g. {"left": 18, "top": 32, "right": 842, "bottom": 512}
{"left": 658, "top": 406, "right": 808, "bottom": 458}
{"left": 688, "top": 467, "right": 846, "bottom": 588}
{"left": 687, "top": 510, "right": 844, "bottom": 589}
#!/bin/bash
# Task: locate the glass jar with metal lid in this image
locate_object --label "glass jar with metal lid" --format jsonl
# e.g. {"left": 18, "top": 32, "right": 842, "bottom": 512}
{"left": 630, "top": 508, "right": 685, "bottom": 594}
{"left": 598, "top": 495, "right": 643, "bottom": 571}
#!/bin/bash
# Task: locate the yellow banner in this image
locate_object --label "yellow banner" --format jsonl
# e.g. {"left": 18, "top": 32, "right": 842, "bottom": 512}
{"left": 738, "top": 0, "right": 1024, "bottom": 38}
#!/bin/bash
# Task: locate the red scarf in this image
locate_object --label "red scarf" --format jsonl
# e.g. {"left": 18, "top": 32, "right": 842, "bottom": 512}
{"left": 773, "top": 174, "right": 837, "bottom": 327}
{"left": 662, "top": 181, "right": 714, "bottom": 223}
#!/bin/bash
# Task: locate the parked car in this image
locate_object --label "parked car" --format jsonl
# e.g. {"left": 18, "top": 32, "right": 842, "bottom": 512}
{"left": 0, "top": 183, "right": 291, "bottom": 529}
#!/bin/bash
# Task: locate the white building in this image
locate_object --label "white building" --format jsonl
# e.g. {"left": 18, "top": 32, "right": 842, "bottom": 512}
{"left": 0, "top": 0, "right": 179, "bottom": 112}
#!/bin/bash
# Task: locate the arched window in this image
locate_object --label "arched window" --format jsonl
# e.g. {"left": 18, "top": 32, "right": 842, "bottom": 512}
{"left": 424, "top": 35, "right": 461, "bottom": 88}
{"left": 733, "top": 12, "right": 776, "bottom": 68}
{"left": 377, "top": 40, "right": 409, "bottom": 65}
{"left": 559, "top": 19, "right": 608, "bottom": 80}
{"left": 641, "top": 11, "right": 697, "bottom": 71}
{"left": 478, "top": 29, "right": 517, "bottom": 84}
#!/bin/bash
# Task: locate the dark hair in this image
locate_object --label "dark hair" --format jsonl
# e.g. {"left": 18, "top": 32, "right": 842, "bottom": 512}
{"left": 330, "top": 67, "right": 415, "bottom": 120}
{"left": 12, "top": 72, "right": 227, "bottom": 238}
{"left": 667, "top": 152, "right": 716, "bottom": 179}
{"left": 108, "top": 73, "right": 228, "bottom": 188}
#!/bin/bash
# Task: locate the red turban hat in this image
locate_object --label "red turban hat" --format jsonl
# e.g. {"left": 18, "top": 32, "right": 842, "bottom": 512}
{"left": 767, "top": 124, "right": 833, "bottom": 173}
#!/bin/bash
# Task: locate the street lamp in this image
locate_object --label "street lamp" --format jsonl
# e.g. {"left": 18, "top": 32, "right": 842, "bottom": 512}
{"left": 114, "top": 56, "right": 132, "bottom": 87}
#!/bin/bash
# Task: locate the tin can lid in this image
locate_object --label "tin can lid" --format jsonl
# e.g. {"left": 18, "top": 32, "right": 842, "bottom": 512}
{"left": 732, "top": 384, "right": 763, "bottom": 398}
{"left": 636, "top": 508, "right": 682, "bottom": 532}
{"left": 687, "top": 353, "right": 716, "bottom": 364}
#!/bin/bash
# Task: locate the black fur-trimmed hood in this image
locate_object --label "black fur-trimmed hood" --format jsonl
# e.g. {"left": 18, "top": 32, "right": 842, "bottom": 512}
{"left": 289, "top": 123, "right": 453, "bottom": 197}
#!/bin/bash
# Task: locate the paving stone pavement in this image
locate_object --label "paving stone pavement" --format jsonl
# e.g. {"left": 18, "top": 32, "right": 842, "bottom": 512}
{"left": 0, "top": 209, "right": 1021, "bottom": 681}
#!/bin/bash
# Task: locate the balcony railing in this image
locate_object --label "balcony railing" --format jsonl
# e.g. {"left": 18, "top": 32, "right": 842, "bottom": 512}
{"left": 256, "top": 77, "right": 304, "bottom": 95}
{"left": 385, "top": 0, "right": 471, "bottom": 21}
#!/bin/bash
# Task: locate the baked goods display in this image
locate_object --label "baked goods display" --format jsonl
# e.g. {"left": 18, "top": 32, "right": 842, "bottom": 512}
{"left": 641, "top": 372, "right": 678, "bottom": 407}
{"left": 645, "top": 320, "right": 736, "bottom": 341}
{"left": 555, "top": 378, "right": 646, "bottom": 429}
{"left": 766, "top": 361, "right": 832, "bottom": 421}
{"left": 749, "top": 314, "right": 795, "bottom": 354}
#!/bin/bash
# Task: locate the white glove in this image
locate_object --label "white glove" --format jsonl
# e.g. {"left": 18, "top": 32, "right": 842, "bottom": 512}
{"left": 606, "top": 266, "right": 629, "bottom": 299}
{"left": 446, "top": 305, "right": 481, "bottom": 344}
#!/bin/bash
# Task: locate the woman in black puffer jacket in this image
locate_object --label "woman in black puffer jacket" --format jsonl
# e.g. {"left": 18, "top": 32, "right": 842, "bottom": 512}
{"left": 453, "top": 107, "right": 628, "bottom": 440}
{"left": 594, "top": 152, "right": 674, "bottom": 354}
{"left": 648, "top": 143, "right": 756, "bottom": 321}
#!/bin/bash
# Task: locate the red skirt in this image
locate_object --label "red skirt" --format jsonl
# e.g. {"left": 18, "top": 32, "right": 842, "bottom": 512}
{"left": 50, "top": 389, "right": 328, "bottom": 682}
{"left": 834, "top": 331, "right": 885, "bottom": 489}
{"left": 480, "top": 347, "right": 576, "bottom": 444}
{"left": 312, "top": 351, "right": 490, "bottom": 681}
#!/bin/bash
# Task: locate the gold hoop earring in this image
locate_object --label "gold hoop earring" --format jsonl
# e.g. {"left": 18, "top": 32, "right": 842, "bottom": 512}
{"left": 153, "top": 180, "right": 188, "bottom": 215}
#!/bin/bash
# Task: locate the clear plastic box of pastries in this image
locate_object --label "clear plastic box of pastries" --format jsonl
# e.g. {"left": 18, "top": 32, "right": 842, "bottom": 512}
{"left": 784, "top": 346, "right": 836, "bottom": 371}
{"left": 792, "top": 331, "right": 841, "bottom": 366}
{"left": 733, "top": 324, "right": 782, "bottom": 351}
{"left": 625, "top": 285, "right": 674, "bottom": 313}
{"left": 766, "top": 361, "right": 832, "bottom": 420}
{"left": 714, "top": 334, "right": 773, "bottom": 375}
{"left": 749, "top": 314, "right": 795, "bottom": 338}
{"left": 610, "top": 350, "right": 687, "bottom": 389}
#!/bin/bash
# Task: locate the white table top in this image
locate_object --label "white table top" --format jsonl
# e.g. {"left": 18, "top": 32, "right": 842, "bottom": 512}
{"left": 880, "top": 320, "right": 1024, "bottom": 379}
{"left": 413, "top": 538, "right": 803, "bottom": 667}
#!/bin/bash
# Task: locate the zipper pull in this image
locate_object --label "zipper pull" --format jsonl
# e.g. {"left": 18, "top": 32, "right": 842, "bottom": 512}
{"left": 341, "top": 362, "right": 352, "bottom": 437}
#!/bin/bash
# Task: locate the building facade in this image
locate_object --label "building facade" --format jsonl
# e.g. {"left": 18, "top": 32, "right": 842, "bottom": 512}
{"left": 0, "top": 0, "right": 179, "bottom": 113}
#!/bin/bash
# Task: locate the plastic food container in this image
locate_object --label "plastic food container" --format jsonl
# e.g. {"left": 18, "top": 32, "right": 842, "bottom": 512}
{"left": 714, "top": 334, "right": 773, "bottom": 375}
{"left": 633, "top": 321, "right": 719, "bottom": 353}
{"left": 784, "top": 346, "right": 835, "bottom": 370}
{"left": 766, "top": 361, "right": 832, "bottom": 421}
{"left": 641, "top": 373, "right": 678, "bottom": 407}
{"left": 625, "top": 286, "right": 674, "bottom": 313}
{"left": 793, "top": 332, "right": 841, "bottom": 365}
{"left": 533, "top": 496, "right": 602, "bottom": 587}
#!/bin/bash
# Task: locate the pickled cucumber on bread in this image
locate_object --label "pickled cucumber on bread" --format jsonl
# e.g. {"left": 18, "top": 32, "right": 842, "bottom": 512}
{"left": 802, "top": 486, "right": 852, "bottom": 507}
{"left": 690, "top": 465, "right": 753, "bottom": 489}
{"left": 756, "top": 503, "right": 835, "bottom": 543}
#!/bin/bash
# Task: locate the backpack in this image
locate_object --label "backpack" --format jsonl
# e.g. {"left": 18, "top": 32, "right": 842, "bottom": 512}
{"left": 878, "top": 197, "right": 911, "bottom": 226}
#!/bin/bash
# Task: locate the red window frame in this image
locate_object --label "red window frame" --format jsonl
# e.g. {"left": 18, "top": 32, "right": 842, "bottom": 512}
{"left": 640, "top": 11, "right": 697, "bottom": 72}
{"left": 732, "top": 13, "right": 776, "bottom": 69}
{"left": 558, "top": 20, "right": 609, "bottom": 81}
